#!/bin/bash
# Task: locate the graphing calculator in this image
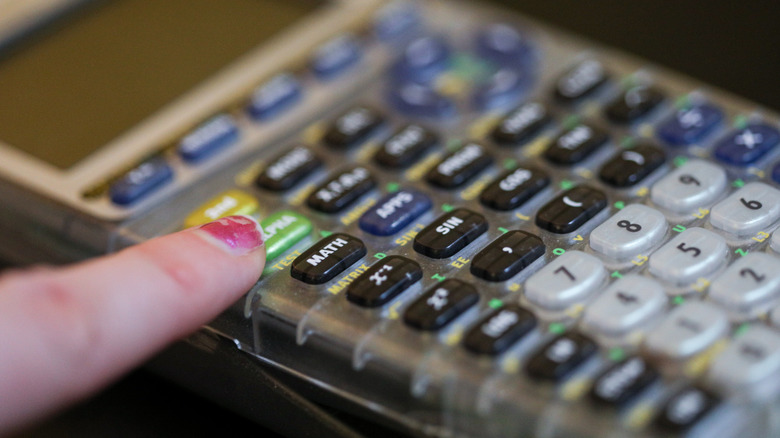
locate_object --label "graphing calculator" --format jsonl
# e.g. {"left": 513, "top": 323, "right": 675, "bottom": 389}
{"left": 3, "top": 0, "right": 780, "bottom": 437}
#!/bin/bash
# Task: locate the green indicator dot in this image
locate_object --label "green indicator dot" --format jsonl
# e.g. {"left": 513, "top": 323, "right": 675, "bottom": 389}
{"left": 673, "top": 156, "right": 689, "bottom": 168}
{"left": 498, "top": 227, "right": 509, "bottom": 234}
{"left": 503, "top": 158, "right": 517, "bottom": 170}
{"left": 608, "top": 347, "right": 626, "bottom": 362}
{"left": 734, "top": 323, "right": 751, "bottom": 337}
{"left": 674, "top": 94, "right": 691, "bottom": 110}
{"left": 553, "top": 248, "right": 566, "bottom": 256}
{"left": 442, "top": 204, "right": 455, "bottom": 212}
{"left": 621, "top": 136, "right": 636, "bottom": 148}
{"left": 732, "top": 179, "right": 745, "bottom": 188}
{"left": 488, "top": 298, "right": 504, "bottom": 309}
{"left": 386, "top": 182, "right": 400, "bottom": 193}
{"left": 319, "top": 230, "right": 333, "bottom": 238}
{"left": 733, "top": 115, "right": 748, "bottom": 130}
{"left": 563, "top": 114, "right": 581, "bottom": 130}
{"left": 447, "top": 139, "right": 462, "bottom": 152}
{"left": 611, "top": 271, "right": 623, "bottom": 279}
{"left": 673, "top": 296, "right": 685, "bottom": 305}
{"left": 548, "top": 322, "right": 566, "bottom": 335}
{"left": 560, "top": 180, "right": 574, "bottom": 190}
{"left": 449, "top": 53, "right": 492, "bottom": 81}
{"left": 614, "top": 201, "right": 626, "bottom": 210}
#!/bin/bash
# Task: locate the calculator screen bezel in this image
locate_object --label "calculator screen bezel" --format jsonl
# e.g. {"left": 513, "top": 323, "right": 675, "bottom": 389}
{"left": 0, "top": 0, "right": 385, "bottom": 221}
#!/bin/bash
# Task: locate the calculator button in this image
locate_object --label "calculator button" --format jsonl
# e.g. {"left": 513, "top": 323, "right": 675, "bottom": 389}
{"left": 650, "top": 159, "right": 727, "bottom": 214}
{"left": 358, "top": 189, "right": 432, "bottom": 236}
{"left": 462, "top": 304, "right": 537, "bottom": 355}
{"left": 475, "top": 23, "right": 533, "bottom": 67}
{"left": 255, "top": 145, "right": 323, "bottom": 192}
{"left": 471, "top": 68, "right": 527, "bottom": 111}
{"left": 656, "top": 103, "right": 723, "bottom": 146}
{"left": 644, "top": 301, "right": 728, "bottom": 359}
{"left": 772, "top": 230, "right": 780, "bottom": 254}
{"left": 604, "top": 85, "right": 665, "bottom": 124}
{"left": 710, "top": 182, "right": 780, "bottom": 236}
{"left": 290, "top": 234, "right": 367, "bottom": 285}
{"left": 373, "top": 2, "right": 421, "bottom": 42}
{"left": 260, "top": 211, "right": 313, "bottom": 261}
{"left": 554, "top": 59, "right": 608, "bottom": 103}
{"left": 713, "top": 123, "right": 780, "bottom": 166}
{"left": 479, "top": 166, "right": 550, "bottom": 211}
{"left": 598, "top": 143, "right": 666, "bottom": 188}
{"left": 374, "top": 124, "right": 438, "bottom": 170}
{"left": 655, "top": 386, "right": 720, "bottom": 432}
{"left": 648, "top": 227, "right": 727, "bottom": 285}
{"left": 306, "top": 166, "right": 376, "bottom": 214}
{"left": 404, "top": 280, "right": 480, "bottom": 331}
{"left": 413, "top": 209, "right": 488, "bottom": 259}
{"left": 524, "top": 251, "right": 606, "bottom": 311}
{"left": 247, "top": 73, "right": 302, "bottom": 121}
{"left": 589, "top": 204, "right": 668, "bottom": 260}
{"left": 323, "top": 106, "right": 385, "bottom": 150}
{"left": 392, "top": 35, "right": 451, "bottom": 83}
{"left": 708, "top": 325, "right": 780, "bottom": 393}
{"left": 387, "top": 82, "right": 457, "bottom": 119}
{"left": 109, "top": 157, "right": 173, "bottom": 206}
{"left": 535, "top": 186, "right": 608, "bottom": 234}
{"left": 581, "top": 275, "right": 666, "bottom": 337}
{"left": 425, "top": 142, "right": 493, "bottom": 189}
{"left": 590, "top": 357, "right": 659, "bottom": 406}
{"left": 525, "top": 332, "right": 597, "bottom": 382}
{"left": 543, "top": 123, "right": 609, "bottom": 165}
{"left": 346, "top": 256, "right": 423, "bottom": 307}
{"left": 708, "top": 253, "right": 780, "bottom": 314}
{"left": 470, "top": 231, "right": 545, "bottom": 282}
{"left": 183, "top": 189, "right": 258, "bottom": 228}
{"left": 491, "top": 101, "right": 551, "bottom": 146}
{"left": 311, "top": 34, "right": 362, "bottom": 80}
{"left": 178, "top": 114, "right": 239, "bottom": 163}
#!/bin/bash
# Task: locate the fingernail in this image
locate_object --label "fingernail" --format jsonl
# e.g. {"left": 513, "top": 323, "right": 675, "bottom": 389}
{"left": 196, "top": 215, "right": 265, "bottom": 256}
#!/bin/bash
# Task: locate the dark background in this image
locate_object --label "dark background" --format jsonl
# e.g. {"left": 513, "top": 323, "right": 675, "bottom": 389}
{"left": 11, "top": 1, "right": 780, "bottom": 437}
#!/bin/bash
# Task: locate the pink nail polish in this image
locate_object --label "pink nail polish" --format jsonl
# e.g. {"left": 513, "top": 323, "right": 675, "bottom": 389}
{"left": 197, "top": 215, "right": 264, "bottom": 255}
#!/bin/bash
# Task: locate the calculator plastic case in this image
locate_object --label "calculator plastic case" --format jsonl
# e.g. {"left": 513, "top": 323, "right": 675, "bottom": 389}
{"left": 4, "top": 1, "right": 780, "bottom": 437}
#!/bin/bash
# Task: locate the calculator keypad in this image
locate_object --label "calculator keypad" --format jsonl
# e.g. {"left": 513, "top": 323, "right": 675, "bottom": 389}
{"left": 648, "top": 227, "right": 727, "bottom": 286}
{"left": 581, "top": 275, "right": 666, "bottom": 337}
{"left": 470, "top": 230, "right": 545, "bottom": 282}
{"left": 524, "top": 250, "right": 606, "bottom": 311}
{"left": 535, "top": 186, "right": 607, "bottom": 234}
{"left": 589, "top": 204, "right": 668, "bottom": 260}
{"left": 644, "top": 301, "right": 728, "bottom": 359}
{"left": 649, "top": 159, "right": 727, "bottom": 214}
{"left": 709, "top": 181, "right": 780, "bottom": 236}
{"left": 413, "top": 209, "right": 488, "bottom": 258}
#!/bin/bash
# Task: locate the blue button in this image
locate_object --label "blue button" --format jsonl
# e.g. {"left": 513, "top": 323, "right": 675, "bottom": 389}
{"left": 359, "top": 189, "right": 432, "bottom": 236}
{"left": 178, "top": 114, "right": 240, "bottom": 163}
{"left": 472, "top": 67, "right": 527, "bottom": 111}
{"left": 392, "top": 35, "right": 451, "bottom": 83}
{"left": 475, "top": 23, "right": 533, "bottom": 67}
{"left": 656, "top": 103, "right": 723, "bottom": 146}
{"left": 713, "top": 123, "right": 780, "bottom": 166}
{"left": 311, "top": 34, "right": 362, "bottom": 80}
{"left": 387, "top": 82, "right": 456, "bottom": 119}
{"left": 374, "top": 2, "right": 422, "bottom": 42}
{"left": 109, "top": 157, "right": 173, "bottom": 206}
{"left": 247, "top": 73, "right": 302, "bottom": 121}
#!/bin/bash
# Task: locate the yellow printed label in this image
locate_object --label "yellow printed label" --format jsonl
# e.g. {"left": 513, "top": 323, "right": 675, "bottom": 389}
{"left": 327, "top": 263, "right": 370, "bottom": 295}
{"left": 183, "top": 189, "right": 258, "bottom": 228}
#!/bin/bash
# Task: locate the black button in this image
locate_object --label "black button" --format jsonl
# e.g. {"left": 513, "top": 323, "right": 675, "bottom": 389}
{"left": 479, "top": 166, "right": 550, "bottom": 211}
{"left": 655, "top": 386, "right": 719, "bottom": 432}
{"left": 470, "top": 231, "right": 545, "bottom": 282}
{"left": 491, "top": 101, "right": 551, "bottom": 146}
{"left": 598, "top": 143, "right": 666, "bottom": 187}
{"left": 374, "top": 124, "right": 438, "bottom": 169}
{"left": 525, "top": 332, "right": 597, "bottom": 381}
{"left": 306, "top": 166, "right": 376, "bottom": 213}
{"left": 255, "top": 145, "right": 323, "bottom": 192}
{"left": 554, "top": 59, "right": 608, "bottom": 103}
{"left": 590, "top": 357, "right": 659, "bottom": 407}
{"left": 544, "top": 123, "right": 609, "bottom": 165}
{"left": 535, "top": 186, "right": 607, "bottom": 234}
{"left": 291, "top": 234, "right": 367, "bottom": 285}
{"left": 413, "top": 209, "right": 488, "bottom": 259}
{"left": 463, "top": 304, "right": 537, "bottom": 355}
{"left": 604, "top": 85, "right": 664, "bottom": 124}
{"left": 323, "top": 106, "right": 385, "bottom": 150}
{"left": 346, "top": 256, "right": 422, "bottom": 307}
{"left": 425, "top": 142, "right": 493, "bottom": 189}
{"left": 404, "top": 279, "right": 479, "bottom": 331}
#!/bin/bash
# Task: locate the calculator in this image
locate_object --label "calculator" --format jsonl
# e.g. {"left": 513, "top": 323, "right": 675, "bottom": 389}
{"left": 2, "top": 1, "right": 780, "bottom": 437}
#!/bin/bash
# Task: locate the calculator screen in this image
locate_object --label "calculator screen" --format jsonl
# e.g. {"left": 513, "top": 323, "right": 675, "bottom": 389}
{"left": 0, "top": 0, "right": 323, "bottom": 169}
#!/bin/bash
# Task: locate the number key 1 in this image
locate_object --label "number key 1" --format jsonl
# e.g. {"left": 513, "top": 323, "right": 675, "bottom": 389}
{"left": 710, "top": 182, "right": 780, "bottom": 237}
{"left": 590, "top": 204, "right": 667, "bottom": 260}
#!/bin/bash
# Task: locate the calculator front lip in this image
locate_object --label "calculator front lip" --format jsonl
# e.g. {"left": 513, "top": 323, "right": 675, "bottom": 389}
{"left": 0, "top": 0, "right": 384, "bottom": 222}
